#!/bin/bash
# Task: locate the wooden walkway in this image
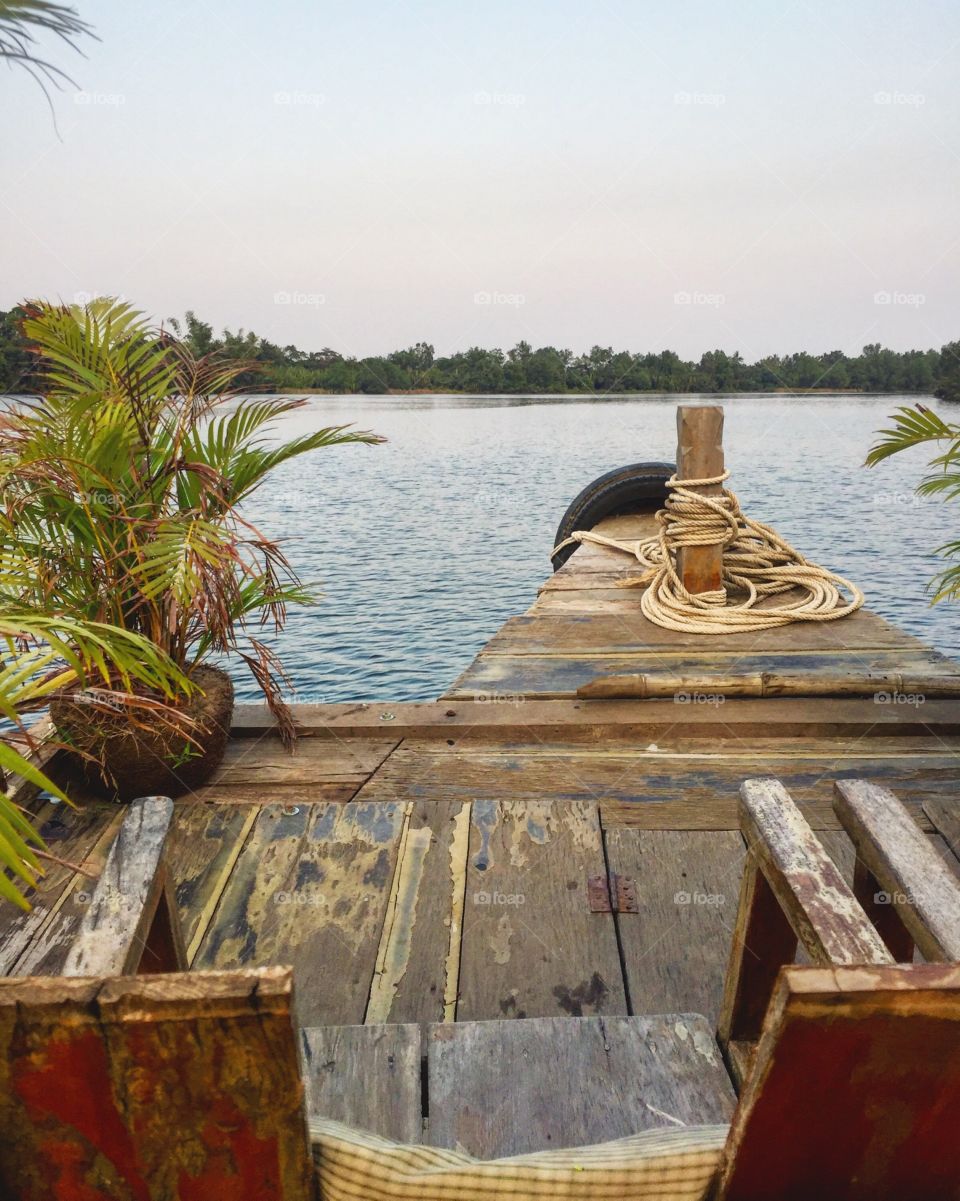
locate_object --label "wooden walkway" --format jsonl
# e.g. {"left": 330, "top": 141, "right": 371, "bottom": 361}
{"left": 3, "top": 511, "right": 960, "bottom": 1140}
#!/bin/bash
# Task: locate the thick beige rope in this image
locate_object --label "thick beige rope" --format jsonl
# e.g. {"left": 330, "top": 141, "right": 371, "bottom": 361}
{"left": 553, "top": 471, "right": 864, "bottom": 634}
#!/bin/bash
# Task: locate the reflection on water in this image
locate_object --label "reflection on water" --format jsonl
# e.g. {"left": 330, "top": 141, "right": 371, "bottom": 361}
{"left": 228, "top": 392, "right": 957, "bottom": 703}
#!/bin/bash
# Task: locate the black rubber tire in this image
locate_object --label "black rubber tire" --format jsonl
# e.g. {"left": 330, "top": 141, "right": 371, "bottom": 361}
{"left": 551, "top": 462, "right": 675, "bottom": 570}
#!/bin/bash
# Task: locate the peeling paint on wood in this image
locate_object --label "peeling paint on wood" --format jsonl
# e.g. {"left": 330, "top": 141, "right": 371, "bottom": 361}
{"left": 457, "top": 800, "right": 626, "bottom": 1021}
{"left": 194, "top": 801, "right": 408, "bottom": 1026}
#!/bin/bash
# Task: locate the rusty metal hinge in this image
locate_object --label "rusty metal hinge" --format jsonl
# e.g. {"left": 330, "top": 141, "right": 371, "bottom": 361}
{"left": 587, "top": 873, "right": 638, "bottom": 913}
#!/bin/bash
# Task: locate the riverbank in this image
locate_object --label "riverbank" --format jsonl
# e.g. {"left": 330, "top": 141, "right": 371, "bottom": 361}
{"left": 275, "top": 386, "right": 888, "bottom": 397}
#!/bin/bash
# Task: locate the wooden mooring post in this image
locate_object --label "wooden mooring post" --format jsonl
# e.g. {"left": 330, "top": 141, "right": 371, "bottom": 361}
{"left": 676, "top": 404, "right": 725, "bottom": 596}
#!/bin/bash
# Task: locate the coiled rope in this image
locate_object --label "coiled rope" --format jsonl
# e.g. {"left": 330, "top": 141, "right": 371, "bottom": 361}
{"left": 552, "top": 471, "right": 864, "bottom": 634}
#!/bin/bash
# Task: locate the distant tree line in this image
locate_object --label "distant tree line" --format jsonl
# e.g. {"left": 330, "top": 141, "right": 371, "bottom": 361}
{"left": 2, "top": 306, "right": 959, "bottom": 399}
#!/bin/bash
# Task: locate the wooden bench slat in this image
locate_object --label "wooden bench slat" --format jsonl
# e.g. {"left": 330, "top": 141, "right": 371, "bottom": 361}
{"left": 301, "top": 1024, "right": 422, "bottom": 1143}
{"left": 61, "top": 796, "right": 186, "bottom": 978}
{"left": 427, "top": 1014, "right": 736, "bottom": 1158}
{"left": 835, "top": 779, "right": 960, "bottom": 962}
{"left": 738, "top": 778, "right": 894, "bottom": 967}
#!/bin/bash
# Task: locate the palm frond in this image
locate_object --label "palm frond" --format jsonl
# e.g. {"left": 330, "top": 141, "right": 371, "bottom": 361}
{"left": 866, "top": 404, "right": 957, "bottom": 466}
{"left": 0, "top": 0, "right": 95, "bottom": 99}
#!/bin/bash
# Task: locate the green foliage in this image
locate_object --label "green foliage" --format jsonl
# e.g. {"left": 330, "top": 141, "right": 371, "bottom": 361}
{"left": 0, "top": 298, "right": 383, "bottom": 741}
{"left": 868, "top": 404, "right": 960, "bottom": 602}
{"left": 0, "top": 609, "right": 191, "bottom": 907}
{"left": 2, "top": 312, "right": 952, "bottom": 396}
{"left": 0, "top": 1, "right": 95, "bottom": 98}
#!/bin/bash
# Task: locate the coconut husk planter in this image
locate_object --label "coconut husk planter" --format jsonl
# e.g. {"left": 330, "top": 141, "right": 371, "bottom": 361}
{"left": 49, "top": 665, "right": 234, "bottom": 802}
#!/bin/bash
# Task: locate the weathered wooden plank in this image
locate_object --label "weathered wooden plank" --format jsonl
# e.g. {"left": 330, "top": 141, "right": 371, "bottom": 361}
{"left": 924, "top": 797, "right": 960, "bottom": 868}
{"left": 834, "top": 779, "right": 960, "bottom": 962}
{"left": 0, "top": 799, "right": 118, "bottom": 976}
{"left": 449, "top": 648, "right": 960, "bottom": 699}
{"left": 358, "top": 745, "right": 952, "bottom": 831}
{"left": 190, "top": 781, "right": 360, "bottom": 804}
{"left": 532, "top": 585, "right": 673, "bottom": 613}
{"left": 539, "top": 566, "right": 643, "bottom": 589}
{"left": 62, "top": 797, "right": 185, "bottom": 977}
{"left": 301, "top": 1024, "right": 422, "bottom": 1142}
{"left": 456, "top": 800, "right": 626, "bottom": 1021}
{"left": 817, "top": 827, "right": 954, "bottom": 962}
{"left": 194, "top": 800, "right": 408, "bottom": 1026}
{"left": 486, "top": 609, "right": 931, "bottom": 655}
{"left": 0, "top": 967, "right": 314, "bottom": 1201}
{"left": 738, "top": 779, "right": 894, "bottom": 967}
{"left": 717, "top": 964, "right": 960, "bottom": 1201}
{"left": 210, "top": 735, "right": 400, "bottom": 784}
{"left": 12, "top": 810, "right": 127, "bottom": 977}
{"left": 604, "top": 829, "right": 745, "bottom": 1024}
{"left": 165, "top": 801, "right": 260, "bottom": 961}
{"left": 552, "top": 511, "right": 659, "bottom": 571}
{"left": 427, "top": 1013, "right": 736, "bottom": 1158}
{"left": 400, "top": 733, "right": 960, "bottom": 758}
{"left": 366, "top": 800, "right": 470, "bottom": 1025}
{"left": 718, "top": 779, "right": 895, "bottom": 1068}
{"left": 231, "top": 697, "right": 960, "bottom": 740}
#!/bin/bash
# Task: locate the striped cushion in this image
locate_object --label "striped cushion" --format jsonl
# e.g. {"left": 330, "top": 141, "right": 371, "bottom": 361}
{"left": 310, "top": 1119, "right": 728, "bottom": 1200}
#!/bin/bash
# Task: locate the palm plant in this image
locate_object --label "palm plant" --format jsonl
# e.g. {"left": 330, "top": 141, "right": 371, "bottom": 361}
{"left": 0, "top": 298, "right": 382, "bottom": 753}
{"left": 868, "top": 403, "right": 960, "bottom": 601}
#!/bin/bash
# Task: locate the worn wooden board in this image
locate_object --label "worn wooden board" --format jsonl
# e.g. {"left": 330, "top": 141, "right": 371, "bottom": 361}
{"left": 427, "top": 1013, "right": 736, "bottom": 1157}
{"left": 194, "top": 800, "right": 408, "bottom": 1026}
{"left": 923, "top": 797, "right": 960, "bottom": 869}
{"left": 0, "top": 967, "right": 314, "bottom": 1201}
{"left": 209, "top": 736, "right": 400, "bottom": 785}
{"left": 604, "top": 829, "right": 745, "bottom": 1024}
{"left": 190, "top": 781, "right": 361, "bottom": 804}
{"left": 531, "top": 586, "right": 676, "bottom": 613}
{"left": 738, "top": 779, "right": 893, "bottom": 967}
{"left": 366, "top": 800, "right": 471, "bottom": 1025}
{"left": 11, "top": 810, "right": 126, "bottom": 978}
{"left": 301, "top": 1023, "right": 422, "bottom": 1142}
{"left": 357, "top": 744, "right": 952, "bottom": 831}
{"left": 456, "top": 800, "right": 627, "bottom": 1021}
{"left": 62, "top": 797, "right": 184, "bottom": 977}
{"left": 0, "top": 799, "right": 119, "bottom": 976}
{"left": 165, "top": 801, "right": 260, "bottom": 961}
{"left": 231, "top": 698, "right": 960, "bottom": 740}
{"left": 539, "top": 566, "right": 643, "bottom": 589}
{"left": 549, "top": 512, "right": 659, "bottom": 572}
{"left": 834, "top": 780, "right": 960, "bottom": 962}
{"left": 448, "top": 647, "right": 960, "bottom": 699}
{"left": 487, "top": 609, "right": 929, "bottom": 656}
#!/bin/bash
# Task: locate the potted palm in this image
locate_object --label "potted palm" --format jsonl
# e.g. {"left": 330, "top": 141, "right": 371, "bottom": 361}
{"left": 0, "top": 298, "right": 381, "bottom": 800}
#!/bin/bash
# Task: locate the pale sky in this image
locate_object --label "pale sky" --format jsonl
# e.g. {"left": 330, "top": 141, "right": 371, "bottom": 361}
{"left": 2, "top": 0, "right": 958, "bottom": 360}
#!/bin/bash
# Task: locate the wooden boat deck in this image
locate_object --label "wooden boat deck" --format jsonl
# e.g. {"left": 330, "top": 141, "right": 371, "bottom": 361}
{"left": 3, "top": 513, "right": 960, "bottom": 1043}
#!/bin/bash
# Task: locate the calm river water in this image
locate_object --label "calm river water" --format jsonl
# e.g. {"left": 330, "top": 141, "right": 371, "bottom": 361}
{"left": 231, "top": 393, "right": 959, "bottom": 704}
